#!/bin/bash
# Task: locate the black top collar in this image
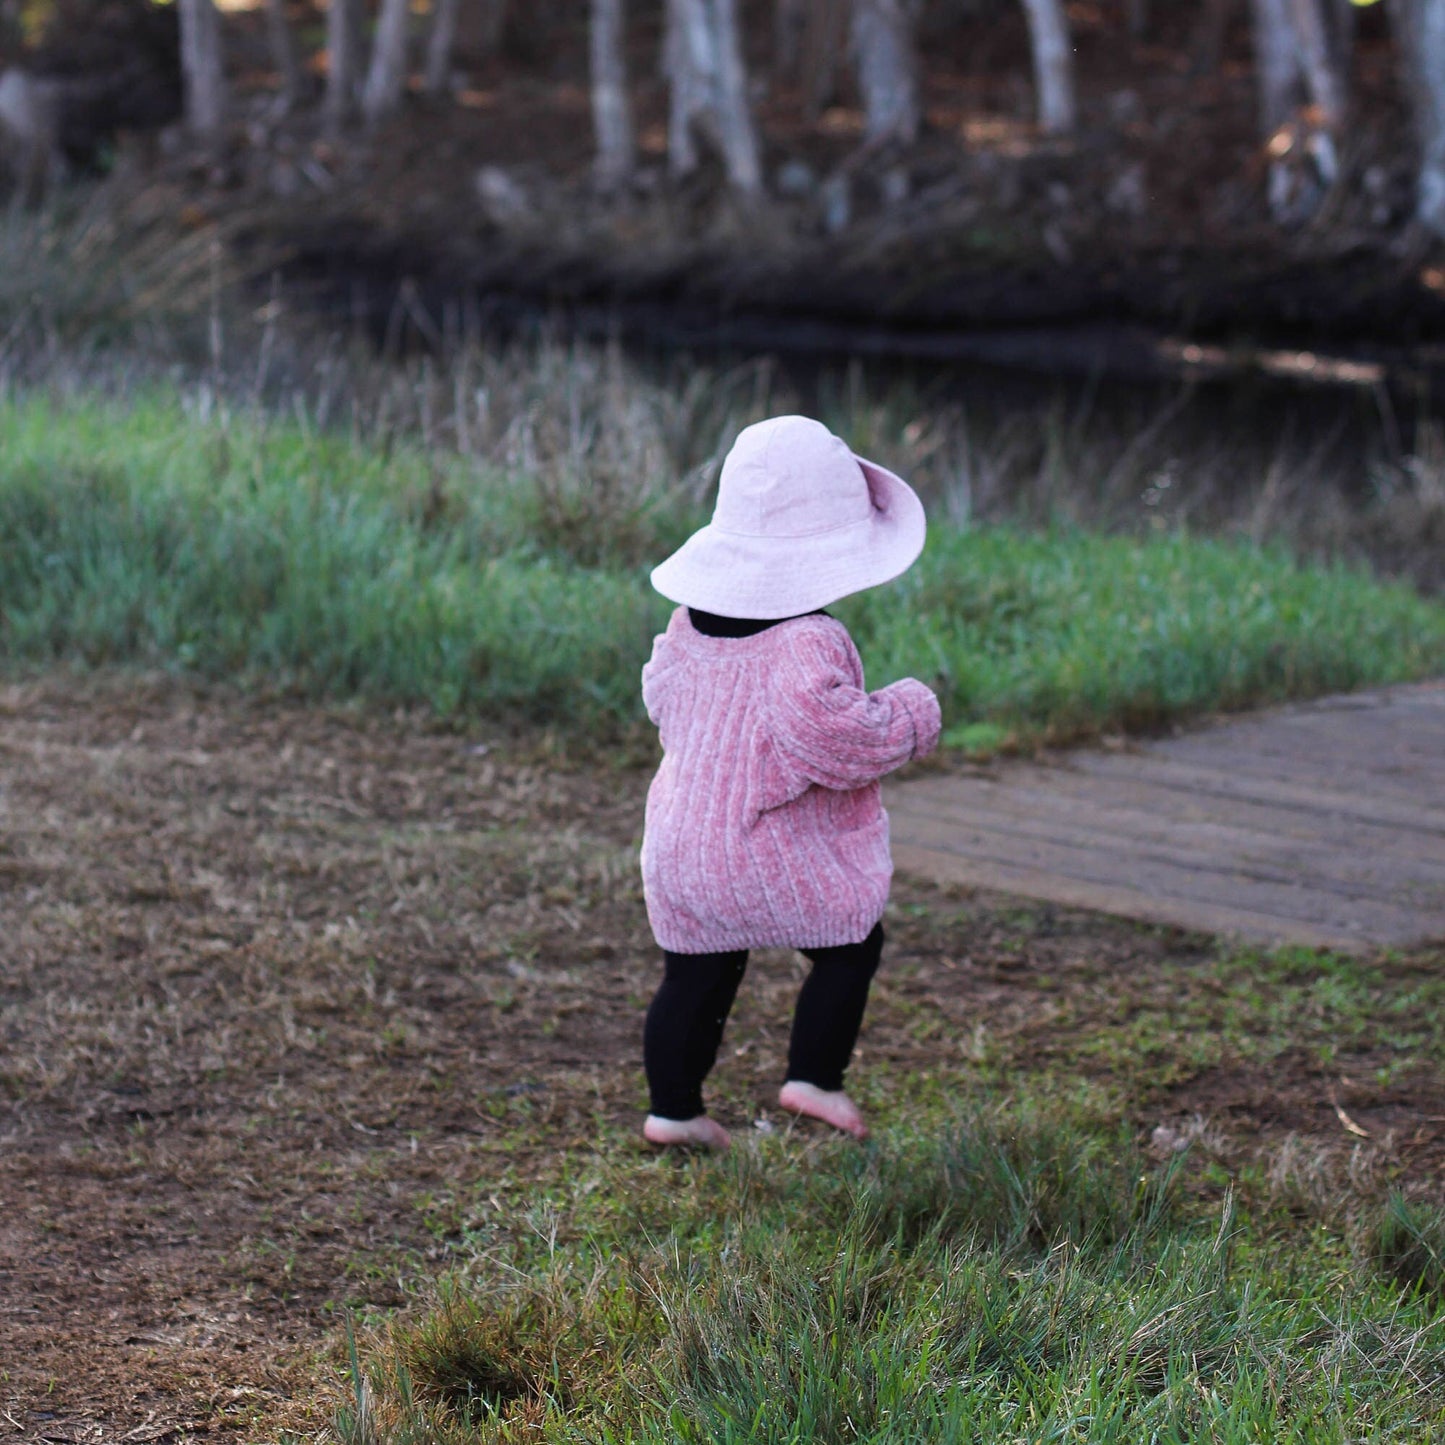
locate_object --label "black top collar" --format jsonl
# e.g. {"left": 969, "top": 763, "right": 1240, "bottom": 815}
{"left": 688, "top": 608, "right": 829, "bottom": 638}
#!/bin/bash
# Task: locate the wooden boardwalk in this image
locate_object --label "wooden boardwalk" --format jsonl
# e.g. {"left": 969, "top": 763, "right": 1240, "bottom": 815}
{"left": 888, "top": 681, "right": 1445, "bottom": 953}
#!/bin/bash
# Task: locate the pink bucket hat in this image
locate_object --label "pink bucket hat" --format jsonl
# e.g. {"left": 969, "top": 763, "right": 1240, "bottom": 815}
{"left": 650, "top": 415, "right": 926, "bottom": 619}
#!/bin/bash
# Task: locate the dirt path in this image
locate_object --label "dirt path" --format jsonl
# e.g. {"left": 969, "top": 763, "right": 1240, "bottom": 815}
{"left": 2, "top": 679, "right": 1441, "bottom": 1441}
{"left": 1, "top": 680, "right": 655, "bottom": 1439}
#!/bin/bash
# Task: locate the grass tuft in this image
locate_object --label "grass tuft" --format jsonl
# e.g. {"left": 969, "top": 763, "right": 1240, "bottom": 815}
{"left": 397, "top": 1282, "right": 550, "bottom": 1418}
{"left": 1375, "top": 1194, "right": 1445, "bottom": 1301}
{"left": 813, "top": 1106, "right": 1180, "bottom": 1254}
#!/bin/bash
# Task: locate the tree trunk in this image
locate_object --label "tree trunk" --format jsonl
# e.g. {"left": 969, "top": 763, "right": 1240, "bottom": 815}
{"left": 590, "top": 0, "right": 635, "bottom": 185}
{"left": 1250, "top": 0, "right": 1304, "bottom": 137}
{"left": 709, "top": 0, "right": 761, "bottom": 192}
{"left": 775, "top": 0, "right": 806, "bottom": 74}
{"left": 802, "top": 0, "right": 847, "bottom": 121}
{"left": 1288, "top": 0, "right": 1346, "bottom": 128}
{"left": 1393, "top": 0, "right": 1445, "bottom": 235}
{"left": 425, "top": 0, "right": 464, "bottom": 96}
{"left": 326, "top": 0, "right": 364, "bottom": 130}
{"left": 1330, "top": 0, "right": 1358, "bottom": 68}
{"left": 1017, "top": 0, "right": 1076, "bottom": 134}
{"left": 664, "top": 0, "right": 704, "bottom": 176}
{"left": 480, "top": 0, "right": 509, "bottom": 52}
{"left": 663, "top": 0, "right": 764, "bottom": 193}
{"left": 850, "top": 0, "right": 920, "bottom": 145}
{"left": 1190, "top": 0, "right": 1235, "bottom": 77}
{"left": 264, "top": 0, "right": 302, "bottom": 114}
{"left": 364, "top": 0, "right": 414, "bottom": 124}
{"left": 178, "top": 0, "right": 228, "bottom": 139}
{"left": 0, "top": 68, "right": 63, "bottom": 199}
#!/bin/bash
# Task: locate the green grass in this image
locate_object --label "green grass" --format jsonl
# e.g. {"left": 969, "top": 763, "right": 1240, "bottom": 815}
{"left": 326, "top": 907, "right": 1445, "bottom": 1444}
{"left": 3, "top": 391, "right": 1442, "bottom": 749}
{"left": 337, "top": 1107, "right": 1445, "bottom": 1444}
{"left": 846, "top": 526, "right": 1445, "bottom": 748}
{"left": 957, "top": 940, "right": 1445, "bottom": 1102}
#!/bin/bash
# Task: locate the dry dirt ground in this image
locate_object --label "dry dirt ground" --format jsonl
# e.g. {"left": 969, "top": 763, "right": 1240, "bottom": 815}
{"left": 2, "top": 678, "right": 1442, "bottom": 1442}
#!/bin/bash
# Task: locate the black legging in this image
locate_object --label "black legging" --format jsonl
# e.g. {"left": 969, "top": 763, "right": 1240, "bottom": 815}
{"left": 642, "top": 922, "right": 885, "bottom": 1120}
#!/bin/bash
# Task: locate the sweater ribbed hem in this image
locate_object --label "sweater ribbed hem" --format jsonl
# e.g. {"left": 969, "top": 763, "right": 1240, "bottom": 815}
{"left": 651, "top": 910, "right": 884, "bottom": 956}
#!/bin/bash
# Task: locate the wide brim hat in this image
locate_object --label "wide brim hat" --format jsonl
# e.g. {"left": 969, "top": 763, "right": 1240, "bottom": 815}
{"left": 650, "top": 415, "right": 926, "bottom": 619}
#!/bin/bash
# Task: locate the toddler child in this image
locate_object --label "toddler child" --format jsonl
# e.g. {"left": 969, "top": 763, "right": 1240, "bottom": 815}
{"left": 639, "top": 415, "right": 941, "bottom": 1150}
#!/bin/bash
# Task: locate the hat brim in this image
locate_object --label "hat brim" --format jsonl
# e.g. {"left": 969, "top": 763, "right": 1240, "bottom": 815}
{"left": 650, "top": 457, "right": 925, "bottom": 619}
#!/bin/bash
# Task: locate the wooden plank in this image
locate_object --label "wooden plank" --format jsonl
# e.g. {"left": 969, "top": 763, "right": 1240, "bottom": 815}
{"left": 1161, "top": 728, "right": 1445, "bottom": 806}
{"left": 933, "top": 768, "right": 1444, "bottom": 858}
{"left": 1166, "top": 695, "right": 1445, "bottom": 753}
{"left": 890, "top": 843, "right": 1381, "bottom": 952}
{"left": 897, "top": 785, "right": 1445, "bottom": 898}
{"left": 1230, "top": 693, "right": 1445, "bottom": 734}
{"left": 895, "top": 806, "right": 1445, "bottom": 939}
{"left": 1271, "top": 695, "right": 1445, "bottom": 734}
{"left": 1069, "top": 753, "right": 1445, "bottom": 837}
{"left": 942, "top": 767, "right": 1445, "bottom": 866}
{"left": 892, "top": 808, "right": 1441, "bottom": 942}
{"left": 1385, "top": 692, "right": 1445, "bottom": 713}
{"left": 1348, "top": 681, "right": 1445, "bottom": 709}
{"left": 887, "top": 681, "right": 1445, "bottom": 950}
{"left": 1161, "top": 729, "right": 1445, "bottom": 794}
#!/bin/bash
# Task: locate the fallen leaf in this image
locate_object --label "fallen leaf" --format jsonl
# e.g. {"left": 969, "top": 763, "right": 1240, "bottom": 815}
{"left": 1333, "top": 1103, "right": 1370, "bottom": 1138}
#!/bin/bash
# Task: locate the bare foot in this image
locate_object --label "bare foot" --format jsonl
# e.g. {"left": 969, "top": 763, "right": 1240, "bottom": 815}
{"left": 643, "top": 1114, "right": 731, "bottom": 1151}
{"left": 778, "top": 1080, "right": 869, "bottom": 1139}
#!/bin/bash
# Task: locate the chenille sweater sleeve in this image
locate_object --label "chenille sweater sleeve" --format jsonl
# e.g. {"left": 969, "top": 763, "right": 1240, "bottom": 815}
{"left": 641, "top": 646, "right": 667, "bottom": 728}
{"left": 768, "top": 621, "right": 942, "bottom": 792}
{"left": 641, "top": 618, "right": 681, "bottom": 731}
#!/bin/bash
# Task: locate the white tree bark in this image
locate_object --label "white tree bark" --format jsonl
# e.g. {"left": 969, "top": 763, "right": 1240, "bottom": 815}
{"left": 0, "top": 68, "right": 63, "bottom": 196}
{"left": 850, "top": 0, "right": 921, "bottom": 145}
{"left": 709, "top": 0, "right": 762, "bottom": 192}
{"left": 364, "top": 0, "right": 414, "bottom": 124}
{"left": 264, "top": 0, "right": 302, "bottom": 114}
{"left": 1018, "top": 0, "right": 1076, "bottom": 134}
{"left": 178, "top": 0, "right": 228, "bottom": 139}
{"left": 590, "top": 0, "right": 636, "bottom": 185}
{"left": 326, "top": 0, "right": 364, "bottom": 130}
{"left": 1288, "top": 0, "right": 1346, "bottom": 128}
{"left": 425, "top": 0, "right": 464, "bottom": 96}
{"left": 1393, "top": 0, "right": 1445, "bottom": 235}
{"left": 665, "top": 0, "right": 703, "bottom": 177}
{"left": 664, "top": 0, "right": 763, "bottom": 193}
{"left": 1250, "top": 0, "right": 1304, "bottom": 136}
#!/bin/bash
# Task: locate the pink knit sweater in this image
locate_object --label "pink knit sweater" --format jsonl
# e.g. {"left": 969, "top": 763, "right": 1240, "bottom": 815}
{"left": 640, "top": 607, "right": 942, "bottom": 953}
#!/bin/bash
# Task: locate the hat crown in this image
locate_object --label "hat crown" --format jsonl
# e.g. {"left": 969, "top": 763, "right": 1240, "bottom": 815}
{"left": 714, "top": 416, "right": 874, "bottom": 538}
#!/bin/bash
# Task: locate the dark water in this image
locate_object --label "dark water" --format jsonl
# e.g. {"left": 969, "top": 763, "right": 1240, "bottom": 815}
{"left": 290, "top": 265, "right": 1437, "bottom": 475}
{"left": 259, "top": 243, "right": 1444, "bottom": 590}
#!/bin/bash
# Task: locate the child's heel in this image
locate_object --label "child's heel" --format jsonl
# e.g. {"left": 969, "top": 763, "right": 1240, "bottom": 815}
{"left": 643, "top": 1114, "right": 732, "bottom": 1151}
{"left": 778, "top": 1080, "right": 868, "bottom": 1139}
